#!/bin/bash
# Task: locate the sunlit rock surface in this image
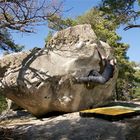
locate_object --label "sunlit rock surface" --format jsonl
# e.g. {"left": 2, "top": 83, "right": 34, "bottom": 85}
{"left": 0, "top": 24, "right": 118, "bottom": 116}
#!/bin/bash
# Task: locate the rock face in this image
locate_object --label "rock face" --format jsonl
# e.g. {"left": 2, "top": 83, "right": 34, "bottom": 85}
{"left": 0, "top": 24, "right": 118, "bottom": 117}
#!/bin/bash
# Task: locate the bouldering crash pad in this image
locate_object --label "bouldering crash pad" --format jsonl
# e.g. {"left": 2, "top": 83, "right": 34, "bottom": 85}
{"left": 80, "top": 106, "right": 140, "bottom": 121}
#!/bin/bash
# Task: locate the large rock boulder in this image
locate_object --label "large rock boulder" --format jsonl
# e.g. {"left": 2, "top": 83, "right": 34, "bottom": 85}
{"left": 0, "top": 24, "right": 118, "bottom": 117}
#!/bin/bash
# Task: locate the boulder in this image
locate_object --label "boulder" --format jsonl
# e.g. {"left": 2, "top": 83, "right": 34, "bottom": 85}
{"left": 0, "top": 24, "right": 118, "bottom": 117}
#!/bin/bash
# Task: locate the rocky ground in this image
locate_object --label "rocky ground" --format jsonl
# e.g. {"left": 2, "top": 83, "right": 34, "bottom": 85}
{"left": 1, "top": 101, "right": 140, "bottom": 140}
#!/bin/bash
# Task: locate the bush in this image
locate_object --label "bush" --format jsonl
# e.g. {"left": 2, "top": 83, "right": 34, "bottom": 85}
{"left": 0, "top": 95, "right": 7, "bottom": 114}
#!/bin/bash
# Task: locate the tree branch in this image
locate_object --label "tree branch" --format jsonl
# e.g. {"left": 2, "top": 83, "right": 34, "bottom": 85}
{"left": 0, "top": 0, "right": 63, "bottom": 32}
{"left": 124, "top": 24, "right": 140, "bottom": 30}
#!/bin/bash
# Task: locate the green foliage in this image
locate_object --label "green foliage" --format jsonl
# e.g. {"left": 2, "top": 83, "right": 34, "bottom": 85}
{"left": 0, "top": 95, "right": 7, "bottom": 114}
{"left": 45, "top": 31, "right": 53, "bottom": 44}
{"left": 47, "top": 14, "right": 78, "bottom": 31}
{"left": 116, "top": 61, "right": 136, "bottom": 100}
{"left": 134, "top": 85, "right": 140, "bottom": 98}
{"left": 99, "top": 0, "right": 140, "bottom": 30}
{"left": 99, "top": 0, "right": 136, "bottom": 24}
{"left": 0, "top": 29, "right": 24, "bottom": 53}
{"left": 132, "top": 68, "right": 140, "bottom": 98}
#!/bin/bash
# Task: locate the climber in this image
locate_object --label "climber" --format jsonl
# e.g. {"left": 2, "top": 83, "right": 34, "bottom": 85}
{"left": 76, "top": 59, "right": 115, "bottom": 84}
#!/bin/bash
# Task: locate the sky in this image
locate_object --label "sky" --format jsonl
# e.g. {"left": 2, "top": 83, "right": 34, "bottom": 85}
{"left": 11, "top": 0, "right": 140, "bottom": 63}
